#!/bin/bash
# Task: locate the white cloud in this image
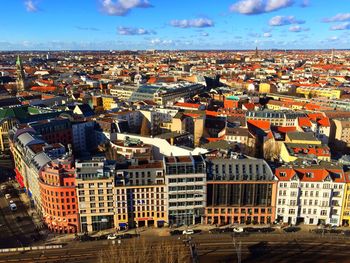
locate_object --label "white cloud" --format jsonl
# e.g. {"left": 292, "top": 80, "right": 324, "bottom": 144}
{"left": 230, "top": 0, "right": 294, "bottom": 15}
{"left": 170, "top": 18, "right": 214, "bottom": 28}
{"left": 330, "top": 22, "right": 350, "bottom": 31}
{"left": 269, "top": 15, "right": 305, "bottom": 26}
{"left": 263, "top": 32, "right": 272, "bottom": 37}
{"left": 288, "top": 25, "right": 309, "bottom": 32}
{"left": 323, "top": 13, "right": 350, "bottom": 23}
{"left": 117, "top": 26, "right": 155, "bottom": 35}
{"left": 24, "top": 0, "right": 38, "bottom": 12}
{"left": 100, "top": 0, "right": 152, "bottom": 16}
{"left": 149, "top": 38, "right": 173, "bottom": 45}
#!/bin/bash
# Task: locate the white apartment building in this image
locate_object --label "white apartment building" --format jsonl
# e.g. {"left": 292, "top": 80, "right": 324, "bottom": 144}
{"left": 275, "top": 163, "right": 346, "bottom": 226}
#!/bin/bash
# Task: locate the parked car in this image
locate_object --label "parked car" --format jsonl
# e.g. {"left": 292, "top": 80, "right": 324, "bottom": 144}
{"left": 259, "top": 227, "right": 275, "bottom": 233}
{"left": 5, "top": 194, "right": 11, "bottom": 199}
{"left": 283, "top": 227, "right": 300, "bottom": 233}
{"left": 1, "top": 185, "right": 6, "bottom": 190}
{"left": 9, "top": 200, "right": 14, "bottom": 204}
{"left": 233, "top": 227, "right": 244, "bottom": 233}
{"left": 9, "top": 203, "right": 17, "bottom": 211}
{"left": 107, "top": 234, "right": 118, "bottom": 240}
{"left": 182, "top": 229, "right": 194, "bottom": 235}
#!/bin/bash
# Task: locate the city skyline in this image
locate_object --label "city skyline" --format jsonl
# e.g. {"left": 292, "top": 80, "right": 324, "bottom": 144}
{"left": 1, "top": 0, "right": 350, "bottom": 50}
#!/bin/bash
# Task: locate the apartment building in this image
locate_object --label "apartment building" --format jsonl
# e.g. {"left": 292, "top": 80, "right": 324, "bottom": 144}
{"left": 164, "top": 155, "right": 206, "bottom": 226}
{"left": 331, "top": 118, "right": 350, "bottom": 151}
{"left": 205, "top": 153, "right": 277, "bottom": 225}
{"left": 275, "top": 162, "right": 346, "bottom": 226}
{"left": 114, "top": 160, "right": 167, "bottom": 229}
{"left": 246, "top": 110, "right": 306, "bottom": 127}
{"left": 75, "top": 157, "right": 116, "bottom": 232}
{"left": 39, "top": 156, "right": 79, "bottom": 233}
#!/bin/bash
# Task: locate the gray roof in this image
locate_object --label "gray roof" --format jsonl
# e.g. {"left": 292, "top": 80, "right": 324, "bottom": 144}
{"left": 287, "top": 131, "right": 317, "bottom": 142}
{"left": 32, "top": 152, "right": 51, "bottom": 171}
{"left": 17, "top": 132, "right": 44, "bottom": 147}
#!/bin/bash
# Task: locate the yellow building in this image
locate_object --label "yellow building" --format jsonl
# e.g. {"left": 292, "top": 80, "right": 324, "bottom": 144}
{"left": 102, "top": 96, "right": 116, "bottom": 110}
{"left": 341, "top": 176, "right": 350, "bottom": 226}
{"left": 296, "top": 87, "right": 342, "bottom": 99}
{"left": 259, "top": 83, "right": 271, "bottom": 93}
{"left": 114, "top": 161, "right": 167, "bottom": 228}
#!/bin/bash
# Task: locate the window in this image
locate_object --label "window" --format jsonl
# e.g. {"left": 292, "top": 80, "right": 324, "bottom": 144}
{"left": 305, "top": 172, "right": 313, "bottom": 178}
{"left": 279, "top": 172, "right": 286, "bottom": 177}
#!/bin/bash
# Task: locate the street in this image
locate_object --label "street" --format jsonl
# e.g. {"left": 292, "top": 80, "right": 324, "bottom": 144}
{"left": 1, "top": 232, "right": 350, "bottom": 262}
{"left": 0, "top": 182, "right": 42, "bottom": 249}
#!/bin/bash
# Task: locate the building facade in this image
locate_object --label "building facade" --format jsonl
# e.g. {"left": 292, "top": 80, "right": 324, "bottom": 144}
{"left": 164, "top": 155, "right": 206, "bottom": 226}
{"left": 114, "top": 160, "right": 167, "bottom": 229}
{"left": 75, "top": 157, "right": 116, "bottom": 232}
{"left": 39, "top": 157, "right": 79, "bottom": 233}
{"left": 275, "top": 162, "right": 346, "bottom": 226}
{"left": 205, "top": 153, "right": 277, "bottom": 225}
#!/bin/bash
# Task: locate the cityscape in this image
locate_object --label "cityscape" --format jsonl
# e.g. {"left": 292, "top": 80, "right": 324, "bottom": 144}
{"left": 1, "top": 1, "right": 350, "bottom": 263}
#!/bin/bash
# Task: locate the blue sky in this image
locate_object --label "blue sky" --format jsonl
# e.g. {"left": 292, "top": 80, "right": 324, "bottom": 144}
{"left": 0, "top": 0, "right": 349, "bottom": 50}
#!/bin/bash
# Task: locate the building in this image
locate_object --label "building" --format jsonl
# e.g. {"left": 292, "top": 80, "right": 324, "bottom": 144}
{"left": 246, "top": 111, "right": 305, "bottom": 127}
{"left": 341, "top": 172, "right": 350, "bottom": 226}
{"left": 164, "top": 155, "right": 206, "bottom": 226}
{"left": 39, "top": 156, "right": 79, "bottom": 233}
{"left": 29, "top": 118, "right": 73, "bottom": 147}
{"left": 275, "top": 162, "right": 346, "bottom": 226}
{"left": 205, "top": 153, "right": 276, "bottom": 225}
{"left": 110, "top": 137, "right": 152, "bottom": 161}
{"left": 10, "top": 131, "right": 66, "bottom": 214}
{"left": 330, "top": 118, "right": 350, "bottom": 152}
{"left": 72, "top": 120, "right": 97, "bottom": 155}
{"left": 114, "top": 160, "right": 167, "bottom": 229}
{"left": 171, "top": 111, "right": 205, "bottom": 147}
{"left": 280, "top": 143, "right": 331, "bottom": 163}
{"left": 75, "top": 157, "right": 116, "bottom": 232}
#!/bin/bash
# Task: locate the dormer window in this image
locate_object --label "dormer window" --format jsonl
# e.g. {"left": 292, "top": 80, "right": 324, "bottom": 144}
{"left": 305, "top": 172, "right": 313, "bottom": 178}
{"left": 280, "top": 172, "right": 286, "bottom": 177}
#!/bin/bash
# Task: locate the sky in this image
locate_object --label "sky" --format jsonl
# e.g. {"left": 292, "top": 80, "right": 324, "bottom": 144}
{"left": 0, "top": 0, "right": 350, "bottom": 50}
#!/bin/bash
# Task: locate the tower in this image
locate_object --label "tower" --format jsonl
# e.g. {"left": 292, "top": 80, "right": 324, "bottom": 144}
{"left": 255, "top": 46, "right": 259, "bottom": 58}
{"left": 331, "top": 49, "right": 335, "bottom": 63}
{"left": 16, "top": 55, "right": 25, "bottom": 92}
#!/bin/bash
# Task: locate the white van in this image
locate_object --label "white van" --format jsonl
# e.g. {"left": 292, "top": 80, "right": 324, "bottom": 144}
{"left": 9, "top": 203, "right": 17, "bottom": 211}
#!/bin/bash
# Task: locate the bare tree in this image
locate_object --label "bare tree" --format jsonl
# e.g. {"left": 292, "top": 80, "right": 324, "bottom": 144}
{"left": 99, "top": 238, "right": 190, "bottom": 263}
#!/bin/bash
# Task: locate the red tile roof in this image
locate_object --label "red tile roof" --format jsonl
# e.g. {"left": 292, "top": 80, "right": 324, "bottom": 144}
{"left": 298, "top": 117, "right": 312, "bottom": 127}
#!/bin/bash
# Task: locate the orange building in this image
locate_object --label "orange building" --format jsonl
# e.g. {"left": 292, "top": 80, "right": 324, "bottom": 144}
{"left": 39, "top": 157, "right": 79, "bottom": 233}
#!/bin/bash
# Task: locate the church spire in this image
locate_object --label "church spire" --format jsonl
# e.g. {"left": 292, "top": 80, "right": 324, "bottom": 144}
{"left": 16, "top": 55, "right": 25, "bottom": 92}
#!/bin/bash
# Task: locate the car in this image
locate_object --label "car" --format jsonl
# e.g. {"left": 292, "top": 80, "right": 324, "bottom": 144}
{"left": 283, "top": 227, "right": 300, "bottom": 233}
{"left": 233, "top": 227, "right": 244, "bottom": 233}
{"left": 259, "top": 227, "right": 275, "bottom": 233}
{"left": 243, "top": 227, "right": 260, "bottom": 233}
{"left": 182, "top": 229, "right": 194, "bottom": 235}
{"left": 9, "top": 200, "right": 14, "bottom": 204}
{"left": 9, "top": 203, "right": 17, "bottom": 211}
{"left": 5, "top": 194, "right": 11, "bottom": 199}
{"left": 107, "top": 234, "right": 118, "bottom": 240}
{"left": 1, "top": 185, "right": 6, "bottom": 190}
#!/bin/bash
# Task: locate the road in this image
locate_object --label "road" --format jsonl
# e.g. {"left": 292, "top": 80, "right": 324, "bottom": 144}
{"left": 1, "top": 233, "right": 350, "bottom": 262}
{"left": 0, "top": 182, "right": 41, "bottom": 249}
